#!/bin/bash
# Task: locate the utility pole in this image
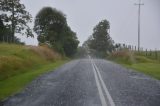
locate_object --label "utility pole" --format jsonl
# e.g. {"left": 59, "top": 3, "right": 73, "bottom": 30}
{"left": 135, "top": 0, "right": 144, "bottom": 52}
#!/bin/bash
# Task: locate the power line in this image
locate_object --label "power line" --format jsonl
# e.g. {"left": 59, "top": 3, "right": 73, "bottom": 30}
{"left": 135, "top": 0, "right": 144, "bottom": 51}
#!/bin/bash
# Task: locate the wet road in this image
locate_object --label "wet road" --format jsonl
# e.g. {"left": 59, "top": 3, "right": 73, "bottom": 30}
{"left": 3, "top": 57, "right": 160, "bottom": 106}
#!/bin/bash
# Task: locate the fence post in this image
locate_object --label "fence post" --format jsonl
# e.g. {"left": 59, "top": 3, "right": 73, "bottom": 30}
{"left": 130, "top": 45, "right": 131, "bottom": 50}
{"left": 150, "top": 49, "right": 152, "bottom": 56}
{"left": 145, "top": 49, "right": 147, "bottom": 56}
{"left": 155, "top": 49, "right": 158, "bottom": 60}
{"left": 141, "top": 47, "right": 143, "bottom": 51}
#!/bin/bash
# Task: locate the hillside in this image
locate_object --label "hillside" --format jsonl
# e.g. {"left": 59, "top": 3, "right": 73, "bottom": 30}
{"left": 0, "top": 43, "right": 66, "bottom": 100}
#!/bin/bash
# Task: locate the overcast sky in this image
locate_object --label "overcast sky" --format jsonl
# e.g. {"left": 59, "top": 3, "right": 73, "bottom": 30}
{"left": 20, "top": 0, "right": 160, "bottom": 50}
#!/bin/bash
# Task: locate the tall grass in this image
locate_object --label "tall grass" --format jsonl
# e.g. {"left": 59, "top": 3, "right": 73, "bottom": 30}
{"left": 0, "top": 43, "right": 61, "bottom": 81}
{"left": 0, "top": 43, "right": 66, "bottom": 100}
{"left": 110, "top": 49, "right": 157, "bottom": 64}
{"left": 109, "top": 49, "right": 160, "bottom": 80}
{"left": 135, "top": 50, "right": 160, "bottom": 61}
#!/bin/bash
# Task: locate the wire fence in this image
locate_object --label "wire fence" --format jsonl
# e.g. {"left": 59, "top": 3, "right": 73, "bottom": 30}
{"left": 114, "top": 43, "right": 160, "bottom": 61}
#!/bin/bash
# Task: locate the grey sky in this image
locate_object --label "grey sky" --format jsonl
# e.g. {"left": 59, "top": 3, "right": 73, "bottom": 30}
{"left": 20, "top": 0, "right": 160, "bottom": 50}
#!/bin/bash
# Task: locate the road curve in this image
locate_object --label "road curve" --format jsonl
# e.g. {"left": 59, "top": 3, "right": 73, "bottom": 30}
{"left": 3, "top": 57, "right": 160, "bottom": 106}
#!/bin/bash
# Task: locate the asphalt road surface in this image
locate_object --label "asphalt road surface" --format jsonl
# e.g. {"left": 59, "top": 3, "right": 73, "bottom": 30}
{"left": 3, "top": 56, "right": 160, "bottom": 106}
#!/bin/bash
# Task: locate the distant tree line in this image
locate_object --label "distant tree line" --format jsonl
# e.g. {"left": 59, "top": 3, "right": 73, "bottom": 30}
{"left": 83, "top": 19, "right": 114, "bottom": 57}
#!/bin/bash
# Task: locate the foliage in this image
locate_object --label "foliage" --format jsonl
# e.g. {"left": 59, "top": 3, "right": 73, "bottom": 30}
{"left": 34, "top": 7, "right": 66, "bottom": 38}
{"left": 61, "top": 27, "right": 79, "bottom": 57}
{"left": 0, "top": 18, "right": 25, "bottom": 44}
{"left": 34, "top": 7, "right": 79, "bottom": 57}
{"left": 84, "top": 19, "right": 114, "bottom": 57}
{"left": 0, "top": 18, "right": 6, "bottom": 41}
{"left": 0, "top": 0, "right": 33, "bottom": 41}
{"left": 74, "top": 46, "right": 86, "bottom": 58}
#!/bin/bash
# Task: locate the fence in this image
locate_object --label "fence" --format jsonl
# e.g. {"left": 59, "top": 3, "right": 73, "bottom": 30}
{"left": 114, "top": 43, "right": 160, "bottom": 61}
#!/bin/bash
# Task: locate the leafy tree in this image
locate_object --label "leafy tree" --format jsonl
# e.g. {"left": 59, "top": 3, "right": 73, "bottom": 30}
{"left": 34, "top": 7, "right": 79, "bottom": 57}
{"left": 86, "top": 19, "right": 114, "bottom": 56}
{"left": 0, "top": 0, "right": 33, "bottom": 42}
{"left": 0, "top": 18, "right": 5, "bottom": 41}
{"left": 61, "top": 27, "right": 79, "bottom": 57}
{"left": 0, "top": 18, "right": 11, "bottom": 42}
{"left": 0, "top": 17, "right": 24, "bottom": 44}
{"left": 34, "top": 7, "right": 67, "bottom": 43}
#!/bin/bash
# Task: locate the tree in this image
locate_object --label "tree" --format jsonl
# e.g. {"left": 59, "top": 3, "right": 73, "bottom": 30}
{"left": 0, "top": 18, "right": 10, "bottom": 42}
{"left": 61, "top": 27, "right": 79, "bottom": 57}
{"left": 0, "top": 18, "right": 5, "bottom": 41}
{"left": 0, "top": 0, "right": 33, "bottom": 42}
{"left": 34, "top": 7, "right": 67, "bottom": 43}
{"left": 86, "top": 19, "right": 114, "bottom": 56}
{"left": 0, "top": 17, "right": 24, "bottom": 44}
{"left": 34, "top": 7, "right": 79, "bottom": 57}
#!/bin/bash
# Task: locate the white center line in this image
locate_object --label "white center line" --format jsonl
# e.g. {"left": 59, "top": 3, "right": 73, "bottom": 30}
{"left": 90, "top": 57, "right": 107, "bottom": 106}
{"left": 89, "top": 55, "right": 115, "bottom": 106}
{"left": 93, "top": 62, "right": 115, "bottom": 106}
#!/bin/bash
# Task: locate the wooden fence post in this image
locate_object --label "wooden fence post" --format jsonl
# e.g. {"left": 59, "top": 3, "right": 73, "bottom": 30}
{"left": 150, "top": 50, "right": 152, "bottom": 56}
{"left": 146, "top": 49, "right": 147, "bottom": 56}
{"left": 155, "top": 49, "right": 158, "bottom": 60}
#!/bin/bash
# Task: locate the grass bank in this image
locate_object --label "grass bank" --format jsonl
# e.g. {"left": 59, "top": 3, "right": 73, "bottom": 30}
{"left": 109, "top": 50, "right": 160, "bottom": 80}
{"left": 0, "top": 43, "right": 68, "bottom": 100}
{"left": 127, "top": 63, "right": 160, "bottom": 79}
{"left": 0, "top": 60, "right": 67, "bottom": 100}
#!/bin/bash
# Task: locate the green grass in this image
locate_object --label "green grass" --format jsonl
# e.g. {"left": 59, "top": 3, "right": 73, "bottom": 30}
{"left": 0, "top": 43, "right": 61, "bottom": 80}
{"left": 125, "top": 63, "right": 160, "bottom": 80}
{"left": 0, "top": 60, "right": 67, "bottom": 100}
{"left": 135, "top": 51, "right": 160, "bottom": 61}
{"left": 110, "top": 50, "right": 160, "bottom": 80}
{"left": 0, "top": 43, "right": 67, "bottom": 100}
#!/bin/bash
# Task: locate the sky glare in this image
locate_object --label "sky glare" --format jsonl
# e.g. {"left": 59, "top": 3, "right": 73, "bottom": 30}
{"left": 20, "top": 0, "right": 160, "bottom": 50}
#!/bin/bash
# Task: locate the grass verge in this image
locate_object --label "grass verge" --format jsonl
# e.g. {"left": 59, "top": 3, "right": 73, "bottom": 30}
{"left": 126, "top": 63, "right": 160, "bottom": 80}
{"left": 0, "top": 60, "right": 67, "bottom": 100}
{"left": 125, "top": 63, "right": 160, "bottom": 80}
{"left": 109, "top": 50, "right": 160, "bottom": 80}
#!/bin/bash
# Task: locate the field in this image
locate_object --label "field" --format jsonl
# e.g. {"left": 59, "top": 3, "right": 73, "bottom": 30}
{"left": 135, "top": 50, "right": 160, "bottom": 62}
{"left": 109, "top": 50, "right": 160, "bottom": 80}
{"left": 0, "top": 43, "right": 67, "bottom": 100}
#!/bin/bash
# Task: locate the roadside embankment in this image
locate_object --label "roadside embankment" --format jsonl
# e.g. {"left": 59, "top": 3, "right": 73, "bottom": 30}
{"left": 109, "top": 49, "right": 160, "bottom": 80}
{"left": 0, "top": 43, "right": 67, "bottom": 100}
